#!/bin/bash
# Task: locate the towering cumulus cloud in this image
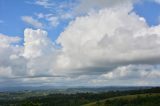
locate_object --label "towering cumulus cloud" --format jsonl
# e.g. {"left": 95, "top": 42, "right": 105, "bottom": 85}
{"left": 23, "top": 28, "right": 54, "bottom": 58}
{"left": 57, "top": 4, "right": 160, "bottom": 73}
{"left": 55, "top": 1, "right": 160, "bottom": 85}
{"left": 23, "top": 29, "right": 55, "bottom": 76}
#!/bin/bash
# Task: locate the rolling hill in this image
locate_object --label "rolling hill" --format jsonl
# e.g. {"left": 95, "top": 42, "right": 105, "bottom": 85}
{"left": 83, "top": 93, "right": 160, "bottom": 106}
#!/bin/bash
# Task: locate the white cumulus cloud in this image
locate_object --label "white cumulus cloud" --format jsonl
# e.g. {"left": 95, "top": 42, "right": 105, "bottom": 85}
{"left": 56, "top": 5, "right": 160, "bottom": 75}
{"left": 23, "top": 28, "right": 54, "bottom": 58}
{"left": 0, "top": 33, "right": 21, "bottom": 47}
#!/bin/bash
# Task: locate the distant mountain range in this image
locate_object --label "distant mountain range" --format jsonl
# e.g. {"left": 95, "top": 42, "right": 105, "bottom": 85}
{"left": 0, "top": 86, "right": 154, "bottom": 93}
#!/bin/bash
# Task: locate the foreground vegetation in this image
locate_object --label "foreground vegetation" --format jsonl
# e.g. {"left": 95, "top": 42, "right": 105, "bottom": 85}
{"left": 0, "top": 87, "right": 159, "bottom": 106}
{"left": 83, "top": 93, "right": 160, "bottom": 106}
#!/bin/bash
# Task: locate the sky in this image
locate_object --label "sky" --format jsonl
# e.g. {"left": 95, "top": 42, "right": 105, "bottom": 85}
{"left": 0, "top": 0, "right": 160, "bottom": 87}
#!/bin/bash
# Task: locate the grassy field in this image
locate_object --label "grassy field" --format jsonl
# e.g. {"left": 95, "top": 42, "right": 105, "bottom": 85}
{"left": 83, "top": 93, "right": 160, "bottom": 106}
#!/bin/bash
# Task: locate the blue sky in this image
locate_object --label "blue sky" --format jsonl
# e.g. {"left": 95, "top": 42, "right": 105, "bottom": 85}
{"left": 0, "top": 0, "right": 160, "bottom": 43}
{"left": 0, "top": 0, "right": 75, "bottom": 42}
{"left": 134, "top": 0, "right": 160, "bottom": 26}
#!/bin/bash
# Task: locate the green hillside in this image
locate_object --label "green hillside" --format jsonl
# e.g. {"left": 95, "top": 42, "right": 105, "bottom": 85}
{"left": 0, "top": 87, "right": 160, "bottom": 106}
{"left": 83, "top": 93, "right": 160, "bottom": 106}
